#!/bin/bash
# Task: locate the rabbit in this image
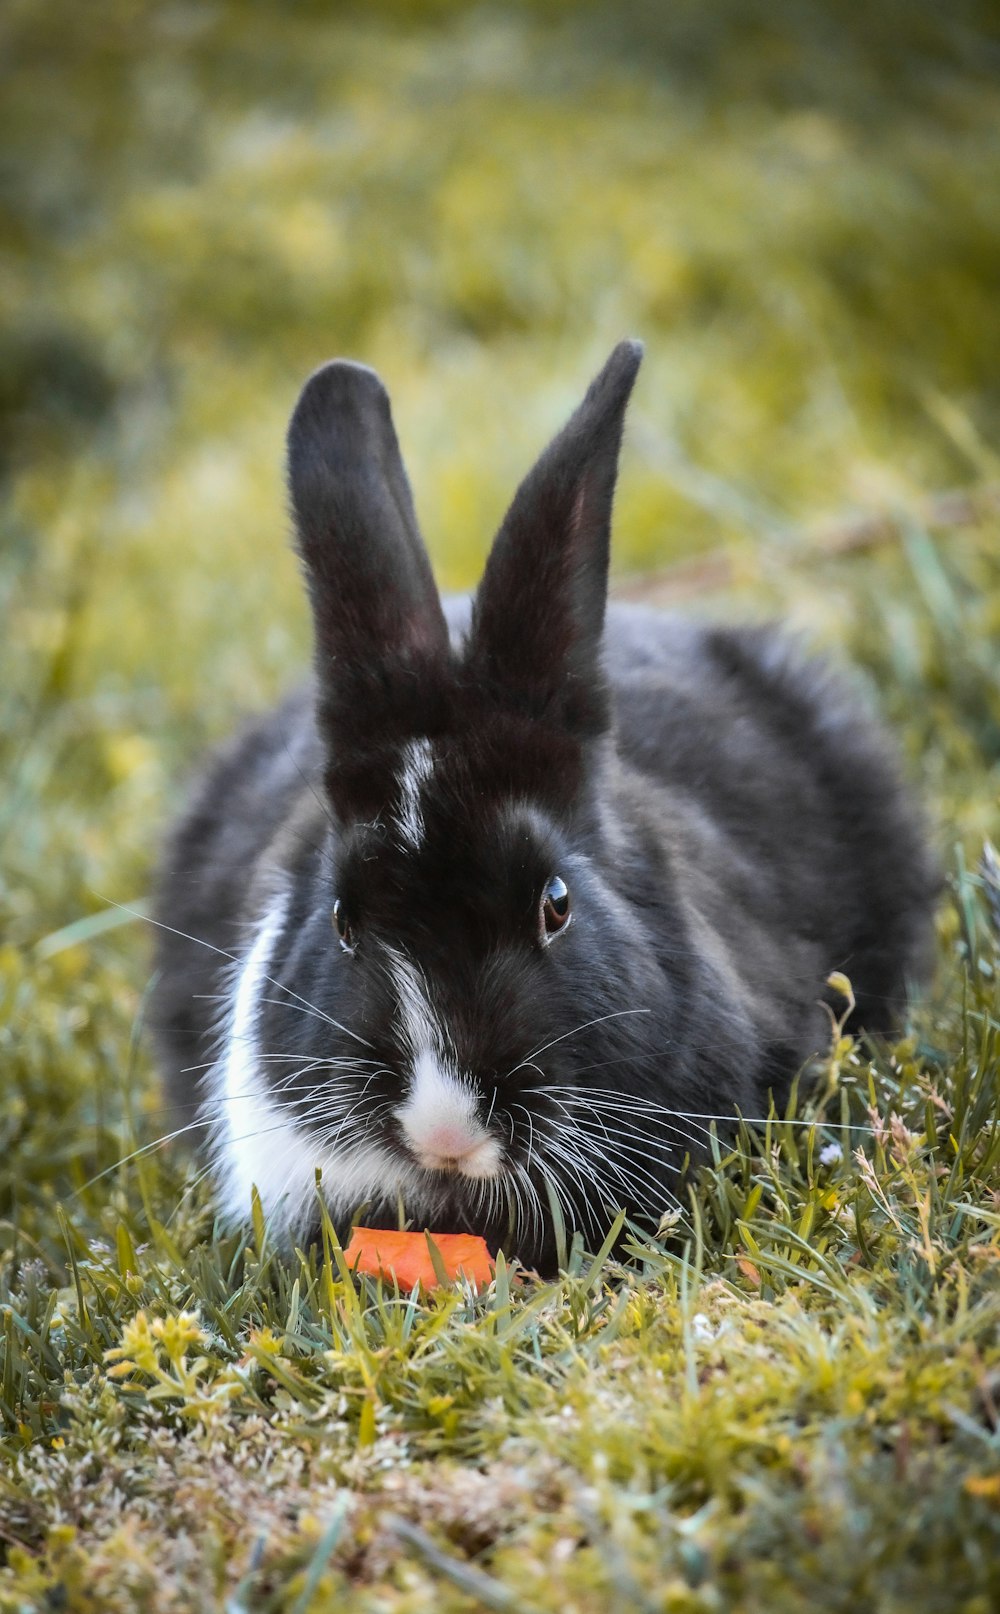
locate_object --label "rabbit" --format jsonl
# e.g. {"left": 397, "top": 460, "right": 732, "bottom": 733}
{"left": 149, "top": 341, "right": 938, "bottom": 1274}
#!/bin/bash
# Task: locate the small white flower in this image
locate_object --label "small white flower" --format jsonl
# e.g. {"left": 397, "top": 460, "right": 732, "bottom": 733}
{"left": 819, "top": 1140, "right": 843, "bottom": 1166}
{"left": 690, "top": 1313, "right": 716, "bottom": 1344}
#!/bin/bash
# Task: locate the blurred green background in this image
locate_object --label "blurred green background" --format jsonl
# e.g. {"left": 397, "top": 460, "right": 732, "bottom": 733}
{"left": 2, "top": 0, "right": 1000, "bottom": 1216}
{"left": 4, "top": 10, "right": 1000, "bottom": 1601}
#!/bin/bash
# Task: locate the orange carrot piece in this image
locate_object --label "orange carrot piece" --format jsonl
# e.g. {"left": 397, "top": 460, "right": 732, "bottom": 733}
{"left": 343, "top": 1226, "right": 494, "bottom": 1289}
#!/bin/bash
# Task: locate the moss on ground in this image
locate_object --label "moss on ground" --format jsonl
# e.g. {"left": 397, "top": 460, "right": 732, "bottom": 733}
{"left": 2, "top": 2, "right": 999, "bottom": 1608}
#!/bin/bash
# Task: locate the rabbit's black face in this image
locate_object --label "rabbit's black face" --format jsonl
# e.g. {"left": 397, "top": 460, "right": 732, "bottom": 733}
{"left": 252, "top": 716, "right": 683, "bottom": 1273}
{"left": 219, "top": 339, "right": 694, "bottom": 1268}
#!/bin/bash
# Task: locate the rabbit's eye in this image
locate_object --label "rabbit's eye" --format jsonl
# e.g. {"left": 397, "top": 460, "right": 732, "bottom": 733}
{"left": 541, "top": 875, "right": 571, "bottom": 942}
{"left": 332, "top": 899, "right": 355, "bottom": 953}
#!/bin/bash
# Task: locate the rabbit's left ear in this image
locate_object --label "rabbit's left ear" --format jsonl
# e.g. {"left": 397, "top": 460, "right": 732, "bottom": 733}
{"left": 465, "top": 340, "right": 642, "bottom": 736}
{"left": 287, "top": 359, "right": 451, "bottom": 759}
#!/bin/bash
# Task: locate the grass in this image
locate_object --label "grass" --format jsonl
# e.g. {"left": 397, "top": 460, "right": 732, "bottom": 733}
{"left": 2, "top": 1, "right": 1000, "bottom": 1608}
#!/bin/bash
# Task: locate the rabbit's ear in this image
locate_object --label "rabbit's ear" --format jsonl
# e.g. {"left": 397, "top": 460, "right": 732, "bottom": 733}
{"left": 287, "top": 361, "right": 450, "bottom": 752}
{"left": 466, "top": 340, "right": 642, "bottom": 735}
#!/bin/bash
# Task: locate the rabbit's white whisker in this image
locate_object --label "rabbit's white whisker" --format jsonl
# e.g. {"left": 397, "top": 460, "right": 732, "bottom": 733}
{"left": 506, "top": 1009, "right": 653, "bottom": 1082}
{"left": 264, "top": 1060, "right": 331, "bottom": 1092}
{"left": 579, "top": 1141, "right": 674, "bottom": 1209}
{"left": 537, "top": 1140, "right": 600, "bottom": 1226}
{"left": 518, "top": 1177, "right": 533, "bottom": 1249}
{"left": 499, "top": 1173, "right": 515, "bottom": 1251}
{"left": 544, "top": 1129, "right": 628, "bottom": 1215}
{"left": 509, "top": 1061, "right": 545, "bottom": 1085}
{"left": 163, "top": 1155, "right": 219, "bottom": 1232}
{"left": 110, "top": 897, "right": 376, "bottom": 1050}
{"left": 491, "top": 1171, "right": 506, "bottom": 1228}
{"left": 544, "top": 1108, "right": 673, "bottom": 1212}
{"left": 512, "top": 1101, "right": 538, "bottom": 1176}
{"left": 537, "top": 1086, "right": 720, "bottom": 1143}
{"left": 511, "top": 1161, "right": 539, "bottom": 1244}
{"left": 261, "top": 1053, "right": 386, "bottom": 1067}
{"left": 77, "top": 1115, "right": 221, "bottom": 1193}
{"left": 484, "top": 1084, "right": 499, "bottom": 1129}
{"left": 271, "top": 1059, "right": 390, "bottom": 1092}
{"left": 567, "top": 1048, "right": 675, "bottom": 1080}
{"left": 315, "top": 1077, "right": 381, "bottom": 1143}
{"left": 254, "top": 995, "right": 358, "bottom": 1034}
{"left": 561, "top": 1109, "right": 674, "bottom": 1183}
{"left": 575, "top": 1122, "right": 691, "bottom": 1170}
{"left": 504, "top": 1167, "right": 522, "bottom": 1245}
{"left": 560, "top": 1099, "right": 698, "bottom": 1153}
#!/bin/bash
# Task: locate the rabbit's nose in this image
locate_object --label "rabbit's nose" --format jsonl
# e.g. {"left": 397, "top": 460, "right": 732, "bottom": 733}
{"left": 416, "top": 1120, "right": 481, "bottom": 1159}
{"left": 411, "top": 1130, "right": 504, "bottom": 1180}
{"left": 396, "top": 1050, "right": 503, "bottom": 1178}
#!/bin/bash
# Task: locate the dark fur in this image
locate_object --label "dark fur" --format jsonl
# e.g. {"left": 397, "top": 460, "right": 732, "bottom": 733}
{"left": 150, "top": 342, "right": 937, "bottom": 1272}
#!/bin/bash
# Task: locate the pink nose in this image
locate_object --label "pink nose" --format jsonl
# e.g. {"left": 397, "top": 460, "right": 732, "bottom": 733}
{"left": 415, "top": 1122, "right": 480, "bottom": 1160}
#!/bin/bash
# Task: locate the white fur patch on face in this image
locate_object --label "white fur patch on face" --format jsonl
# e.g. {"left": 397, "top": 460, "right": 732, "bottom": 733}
{"left": 388, "top": 950, "right": 504, "bottom": 1179}
{"left": 394, "top": 737, "right": 434, "bottom": 851}
{"left": 207, "top": 898, "right": 415, "bottom": 1235}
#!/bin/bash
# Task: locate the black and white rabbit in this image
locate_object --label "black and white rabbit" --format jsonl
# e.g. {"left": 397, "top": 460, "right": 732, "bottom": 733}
{"left": 150, "top": 341, "right": 937, "bottom": 1272}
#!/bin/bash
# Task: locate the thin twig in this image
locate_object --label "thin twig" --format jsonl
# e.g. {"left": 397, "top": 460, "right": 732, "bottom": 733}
{"left": 613, "top": 482, "right": 1000, "bottom": 606}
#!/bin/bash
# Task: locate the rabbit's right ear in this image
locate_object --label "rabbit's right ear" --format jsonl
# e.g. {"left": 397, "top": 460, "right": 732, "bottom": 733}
{"left": 287, "top": 361, "right": 450, "bottom": 759}
{"left": 465, "top": 341, "right": 642, "bottom": 738}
